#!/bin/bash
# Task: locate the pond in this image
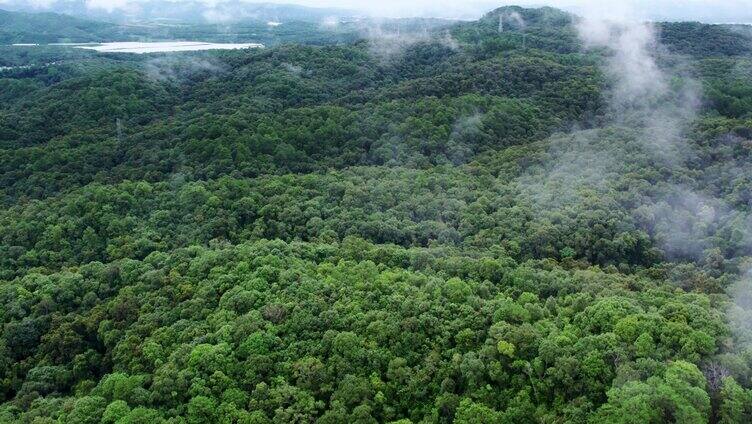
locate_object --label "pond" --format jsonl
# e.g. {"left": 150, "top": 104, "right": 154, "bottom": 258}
{"left": 74, "top": 41, "right": 264, "bottom": 54}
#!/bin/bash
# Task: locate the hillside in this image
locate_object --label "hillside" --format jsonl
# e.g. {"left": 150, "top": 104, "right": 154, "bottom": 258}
{"left": 1, "top": 5, "right": 752, "bottom": 423}
{"left": 0, "top": 8, "right": 119, "bottom": 44}
{"left": 0, "top": 0, "right": 358, "bottom": 24}
{"left": 0, "top": 7, "right": 437, "bottom": 46}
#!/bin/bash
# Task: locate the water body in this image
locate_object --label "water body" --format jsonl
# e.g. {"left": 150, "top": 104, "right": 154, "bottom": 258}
{"left": 74, "top": 41, "right": 264, "bottom": 54}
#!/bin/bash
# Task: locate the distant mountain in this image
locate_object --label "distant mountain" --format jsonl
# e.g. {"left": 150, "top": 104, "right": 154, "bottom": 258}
{"left": 0, "top": 6, "right": 361, "bottom": 45}
{"left": 0, "top": 8, "right": 119, "bottom": 43}
{"left": 0, "top": 6, "right": 456, "bottom": 46}
{"left": 463, "top": 6, "right": 752, "bottom": 58}
{"left": 0, "top": 0, "right": 358, "bottom": 24}
{"left": 658, "top": 21, "right": 752, "bottom": 57}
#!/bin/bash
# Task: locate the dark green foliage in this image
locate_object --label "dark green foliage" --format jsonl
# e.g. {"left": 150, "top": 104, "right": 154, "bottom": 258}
{"left": 0, "top": 9, "right": 117, "bottom": 44}
{"left": 659, "top": 22, "right": 752, "bottom": 57}
{"left": 1, "top": 5, "right": 752, "bottom": 423}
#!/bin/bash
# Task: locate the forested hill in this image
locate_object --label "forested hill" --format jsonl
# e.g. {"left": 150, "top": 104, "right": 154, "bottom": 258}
{"left": 0, "top": 0, "right": 357, "bottom": 25}
{"left": 659, "top": 21, "right": 752, "bottom": 57}
{"left": 0, "top": 7, "right": 362, "bottom": 45}
{"left": 0, "top": 9, "right": 119, "bottom": 44}
{"left": 1, "top": 5, "right": 752, "bottom": 423}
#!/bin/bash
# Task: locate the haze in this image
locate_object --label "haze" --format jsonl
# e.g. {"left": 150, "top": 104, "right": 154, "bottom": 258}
{"left": 261, "top": 0, "right": 752, "bottom": 22}
{"left": 3, "top": 0, "right": 752, "bottom": 22}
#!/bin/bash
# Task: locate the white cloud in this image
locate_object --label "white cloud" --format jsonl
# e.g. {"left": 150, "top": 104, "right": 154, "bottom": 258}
{"left": 21, "top": 0, "right": 58, "bottom": 9}
{"left": 201, "top": 8, "right": 233, "bottom": 22}
{"left": 86, "top": 0, "right": 138, "bottom": 13}
{"left": 236, "top": 0, "right": 752, "bottom": 22}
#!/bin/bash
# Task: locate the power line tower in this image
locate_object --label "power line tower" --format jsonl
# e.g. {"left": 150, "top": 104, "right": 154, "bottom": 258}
{"left": 116, "top": 118, "right": 124, "bottom": 145}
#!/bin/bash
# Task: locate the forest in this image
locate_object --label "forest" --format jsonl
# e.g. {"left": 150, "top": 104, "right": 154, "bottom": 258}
{"left": 1, "top": 4, "right": 752, "bottom": 423}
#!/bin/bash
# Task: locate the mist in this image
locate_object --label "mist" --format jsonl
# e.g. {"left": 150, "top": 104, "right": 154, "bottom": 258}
{"left": 570, "top": 4, "right": 752, "bottom": 370}
{"left": 3, "top": 0, "right": 752, "bottom": 23}
{"left": 357, "top": 21, "right": 458, "bottom": 61}
{"left": 143, "top": 54, "right": 226, "bottom": 82}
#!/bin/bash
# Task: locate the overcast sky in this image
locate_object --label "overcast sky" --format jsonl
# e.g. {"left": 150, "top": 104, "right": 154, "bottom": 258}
{"left": 267, "top": 0, "right": 752, "bottom": 22}
{"left": 4, "top": 0, "right": 752, "bottom": 22}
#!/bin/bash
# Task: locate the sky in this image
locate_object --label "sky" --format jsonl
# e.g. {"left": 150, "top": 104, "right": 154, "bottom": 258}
{"left": 3, "top": 0, "right": 752, "bottom": 23}
{"left": 256, "top": 0, "right": 752, "bottom": 22}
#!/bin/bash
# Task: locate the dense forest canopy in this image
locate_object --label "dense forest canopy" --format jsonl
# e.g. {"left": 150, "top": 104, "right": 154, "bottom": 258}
{"left": 1, "top": 4, "right": 752, "bottom": 423}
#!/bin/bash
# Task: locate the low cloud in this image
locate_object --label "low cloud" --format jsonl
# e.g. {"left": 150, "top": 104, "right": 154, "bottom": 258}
{"left": 6, "top": 0, "right": 752, "bottom": 23}
{"left": 143, "top": 55, "right": 225, "bottom": 82}
{"left": 85, "top": 0, "right": 138, "bottom": 13}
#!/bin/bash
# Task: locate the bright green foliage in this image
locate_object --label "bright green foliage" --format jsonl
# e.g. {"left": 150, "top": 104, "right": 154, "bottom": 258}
{"left": 496, "top": 341, "right": 515, "bottom": 358}
{"left": 64, "top": 395, "right": 107, "bottom": 424}
{"left": 594, "top": 362, "right": 710, "bottom": 424}
{"left": 454, "top": 398, "right": 502, "bottom": 423}
{"left": 0, "top": 4, "right": 751, "bottom": 424}
{"left": 101, "top": 400, "right": 131, "bottom": 424}
{"left": 0, "top": 238, "right": 732, "bottom": 422}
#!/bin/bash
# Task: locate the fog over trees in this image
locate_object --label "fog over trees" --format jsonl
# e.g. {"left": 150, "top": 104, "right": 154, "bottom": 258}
{"left": 1, "top": 2, "right": 752, "bottom": 423}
